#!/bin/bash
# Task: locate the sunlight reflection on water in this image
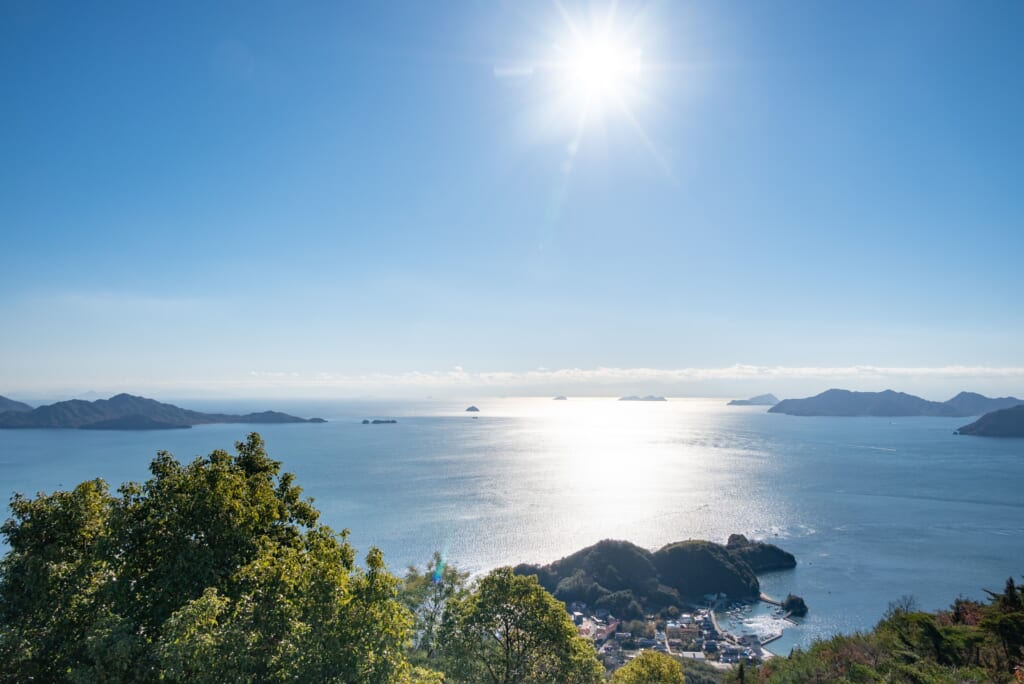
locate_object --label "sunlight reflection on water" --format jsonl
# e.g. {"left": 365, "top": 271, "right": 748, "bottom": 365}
{"left": 3, "top": 396, "right": 1023, "bottom": 652}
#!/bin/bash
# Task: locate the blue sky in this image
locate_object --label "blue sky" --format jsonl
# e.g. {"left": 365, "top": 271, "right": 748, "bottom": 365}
{"left": 2, "top": 1, "right": 1022, "bottom": 399}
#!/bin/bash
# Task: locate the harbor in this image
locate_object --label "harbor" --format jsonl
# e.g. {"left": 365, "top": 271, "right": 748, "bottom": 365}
{"left": 713, "top": 596, "right": 799, "bottom": 657}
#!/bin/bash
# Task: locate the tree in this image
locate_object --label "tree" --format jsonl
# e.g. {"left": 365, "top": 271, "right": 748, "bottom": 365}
{"left": 0, "top": 433, "right": 418, "bottom": 682}
{"left": 0, "top": 478, "right": 117, "bottom": 680}
{"left": 401, "top": 551, "right": 469, "bottom": 663}
{"left": 611, "top": 650, "right": 685, "bottom": 684}
{"left": 993, "top": 577, "right": 1024, "bottom": 613}
{"left": 440, "top": 567, "right": 603, "bottom": 684}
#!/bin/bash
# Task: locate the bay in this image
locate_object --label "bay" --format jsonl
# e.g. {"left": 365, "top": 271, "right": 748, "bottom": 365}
{"left": 1, "top": 396, "right": 1022, "bottom": 654}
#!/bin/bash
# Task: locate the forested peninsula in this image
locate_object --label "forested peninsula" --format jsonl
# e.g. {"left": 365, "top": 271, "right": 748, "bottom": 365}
{"left": 513, "top": 535, "right": 795, "bottom": 619}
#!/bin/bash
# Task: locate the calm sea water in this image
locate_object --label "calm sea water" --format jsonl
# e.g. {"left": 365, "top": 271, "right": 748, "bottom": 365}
{"left": 1, "top": 397, "right": 1022, "bottom": 653}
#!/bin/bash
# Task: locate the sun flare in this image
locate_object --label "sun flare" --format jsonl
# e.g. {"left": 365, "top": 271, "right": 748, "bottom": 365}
{"left": 494, "top": 5, "right": 670, "bottom": 175}
{"left": 562, "top": 33, "right": 642, "bottom": 109}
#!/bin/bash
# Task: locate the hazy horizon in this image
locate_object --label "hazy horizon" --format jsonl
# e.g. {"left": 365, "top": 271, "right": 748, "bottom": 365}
{"left": 6, "top": 367, "right": 1024, "bottom": 405}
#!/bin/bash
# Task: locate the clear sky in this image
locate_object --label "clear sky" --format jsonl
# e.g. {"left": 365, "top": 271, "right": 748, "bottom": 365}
{"left": 2, "top": 1, "right": 1022, "bottom": 400}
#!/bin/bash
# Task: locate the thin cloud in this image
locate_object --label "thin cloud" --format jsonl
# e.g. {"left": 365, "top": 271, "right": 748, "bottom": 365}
{"left": 20, "top": 364, "right": 1021, "bottom": 400}
{"left": 237, "top": 364, "right": 1024, "bottom": 388}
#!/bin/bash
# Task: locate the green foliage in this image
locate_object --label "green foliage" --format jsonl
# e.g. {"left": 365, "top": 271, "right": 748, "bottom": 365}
{"left": 518, "top": 540, "right": 664, "bottom": 610}
{"left": 401, "top": 550, "right": 470, "bottom": 664}
{"left": 596, "top": 589, "right": 645, "bottom": 619}
{"left": 623, "top": 619, "right": 656, "bottom": 639}
{"left": 515, "top": 536, "right": 773, "bottom": 618}
{"left": 679, "top": 659, "right": 728, "bottom": 684}
{"left": 611, "top": 650, "right": 686, "bottom": 683}
{"left": 439, "top": 566, "right": 604, "bottom": 684}
{"left": 760, "top": 577, "right": 1024, "bottom": 683}
{"left": 653, "top": 540, "right": 759, "bottom": 600}
{"left": 0, "top": 478, "right": 116, "bottom": 680}
{"left": 0, "top": 433, "right": 416, "bottom": 683}
{"left": 722, "top": 660, "right": 749, "bottom": 684}
{"left": 554, "top": 567, "right": 611, "bottom": 605}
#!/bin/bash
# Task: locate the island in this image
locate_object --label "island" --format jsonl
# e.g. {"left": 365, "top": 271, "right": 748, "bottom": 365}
{"left": 0, "top": 393, "right": 327, "bottom": 430}
{"left": 768, "top": 388, "right": 1021, "bottom": 417}
{"left": 727, "top": 394, "right": 779, "bottom": 406}
{"left": 553, "top": 395, "right": 568, "bottom": 400}
{"left": 943, "top": 391, "right": 1023, "bottom": 416}
{"left": 80, "top": 415, "right": 193, "bottom": 430}
{"left": 0, "top": 395, "right": 33, "bottom": 413}
{"left": 955, "top": 405, "right": 1024, "bottom": 437}
{"left": 782, "top": 594, "right": 808, "bottom": 617}
{"left": 362, "top": 419, "right": 397, "bottom": 424}
{"left": 618, "top": 395, "right": 667, "bottom": 402}
{"left": 465, "top": 405, "right": 480, "bottom": 412}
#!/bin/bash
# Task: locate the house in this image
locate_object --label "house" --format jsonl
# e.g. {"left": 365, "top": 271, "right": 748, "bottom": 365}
{"left": 678, "top": 651, "right": 706, "bottom": 661}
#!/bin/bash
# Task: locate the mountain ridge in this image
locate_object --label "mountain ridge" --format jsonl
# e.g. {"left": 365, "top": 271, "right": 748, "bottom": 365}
{"left": 769, "top": 388, "right": 1022, "bottom": 417}
{"left": 0, "top": 395, "right": 33, "bottom": 413}
{"left": 0, "top": 393, "right": 326, "bottom": 430}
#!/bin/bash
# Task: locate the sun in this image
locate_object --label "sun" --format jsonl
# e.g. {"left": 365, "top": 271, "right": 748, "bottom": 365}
{"left": 563, "top": 32, "right": 642, "bottom": 109}
{"left": 491, "top": 4, "right": 670, "bottom": 175}
{"left": 558, "top": 29, "right": 643, "bottom": 117}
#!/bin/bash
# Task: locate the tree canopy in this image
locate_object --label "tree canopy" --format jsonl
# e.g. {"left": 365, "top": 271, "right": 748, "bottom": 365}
{"left": 401, "top": 550, "right": 470, "bottom": 665}
{"left": 611, "top": 650, "right": 686, "bottom": 684}
{"left": 439, "top": 566, "right": 604, "bottom": 684}
{"left": 758, "top": 577, "right": 1024, "bottom": 683}
{"left": 0, "top": 433, "right": 416, "bottom": 682}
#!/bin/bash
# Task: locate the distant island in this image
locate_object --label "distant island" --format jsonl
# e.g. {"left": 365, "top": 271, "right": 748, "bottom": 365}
{"left": 0, "top": 395, "right": 33, "bottom": 413}
{"left": 362, "top": 419, "right": 397, "bottom": 424}
{"left": 728, "top": 394, "right": 779, "bottom": 406}
{"left": 465, "top": 405, "right": 480, "bottom": 412}
{"left": 80, "top": 415, "right": 193, "bottom": 430}
{"left": 553, "top": 395, "right": 568, "bottom": 400}
{"left": 769, "top": 388, "right": 1022, "bottom": 417}
{"left": 618, "top": 395, "right": 667, "bottom": 402}
{"left": 513, "top": 534, "right": 795, "bottom": 619}
{"left": 0, "top": 393, "right": 326, "bottom": 430}
{"left": 943, "top": 391, "right": 1023, "bottom": 415}
{"left": 956, "top": 405, "right": 1024, "bottom": 437}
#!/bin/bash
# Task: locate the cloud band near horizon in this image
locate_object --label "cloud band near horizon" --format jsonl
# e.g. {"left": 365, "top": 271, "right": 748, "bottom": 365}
{"left": 243, "top": 364, "right": 1024, "bottom": 390}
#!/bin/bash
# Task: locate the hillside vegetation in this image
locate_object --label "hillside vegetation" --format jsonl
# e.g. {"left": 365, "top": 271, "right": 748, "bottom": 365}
{"left": 757, "top": 584, "right": 1024, "bottom": 683}
{"left": 514, "top": 535, "right": 795, "bottom": 618}
{"left": 0, "top": 433, "right": 600, "bottom": 683}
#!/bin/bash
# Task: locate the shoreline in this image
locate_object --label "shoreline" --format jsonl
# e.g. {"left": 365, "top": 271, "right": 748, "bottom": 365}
{"left": 711, "top": 595, "right": 798, "bottom": 659}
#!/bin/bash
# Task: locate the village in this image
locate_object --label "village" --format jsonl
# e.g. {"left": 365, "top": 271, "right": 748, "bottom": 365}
{"left": 566, "top": 596, "right": 785, "bottom": 673}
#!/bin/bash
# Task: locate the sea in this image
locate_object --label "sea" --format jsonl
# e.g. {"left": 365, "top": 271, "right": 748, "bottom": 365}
{"left": 1, "top": 396, "right": 1022, "bottom": 655}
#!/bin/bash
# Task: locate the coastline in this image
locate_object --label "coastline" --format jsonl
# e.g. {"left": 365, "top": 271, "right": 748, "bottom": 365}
{"left": 711, "top": 594, "right": 798, "bottom": 659}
